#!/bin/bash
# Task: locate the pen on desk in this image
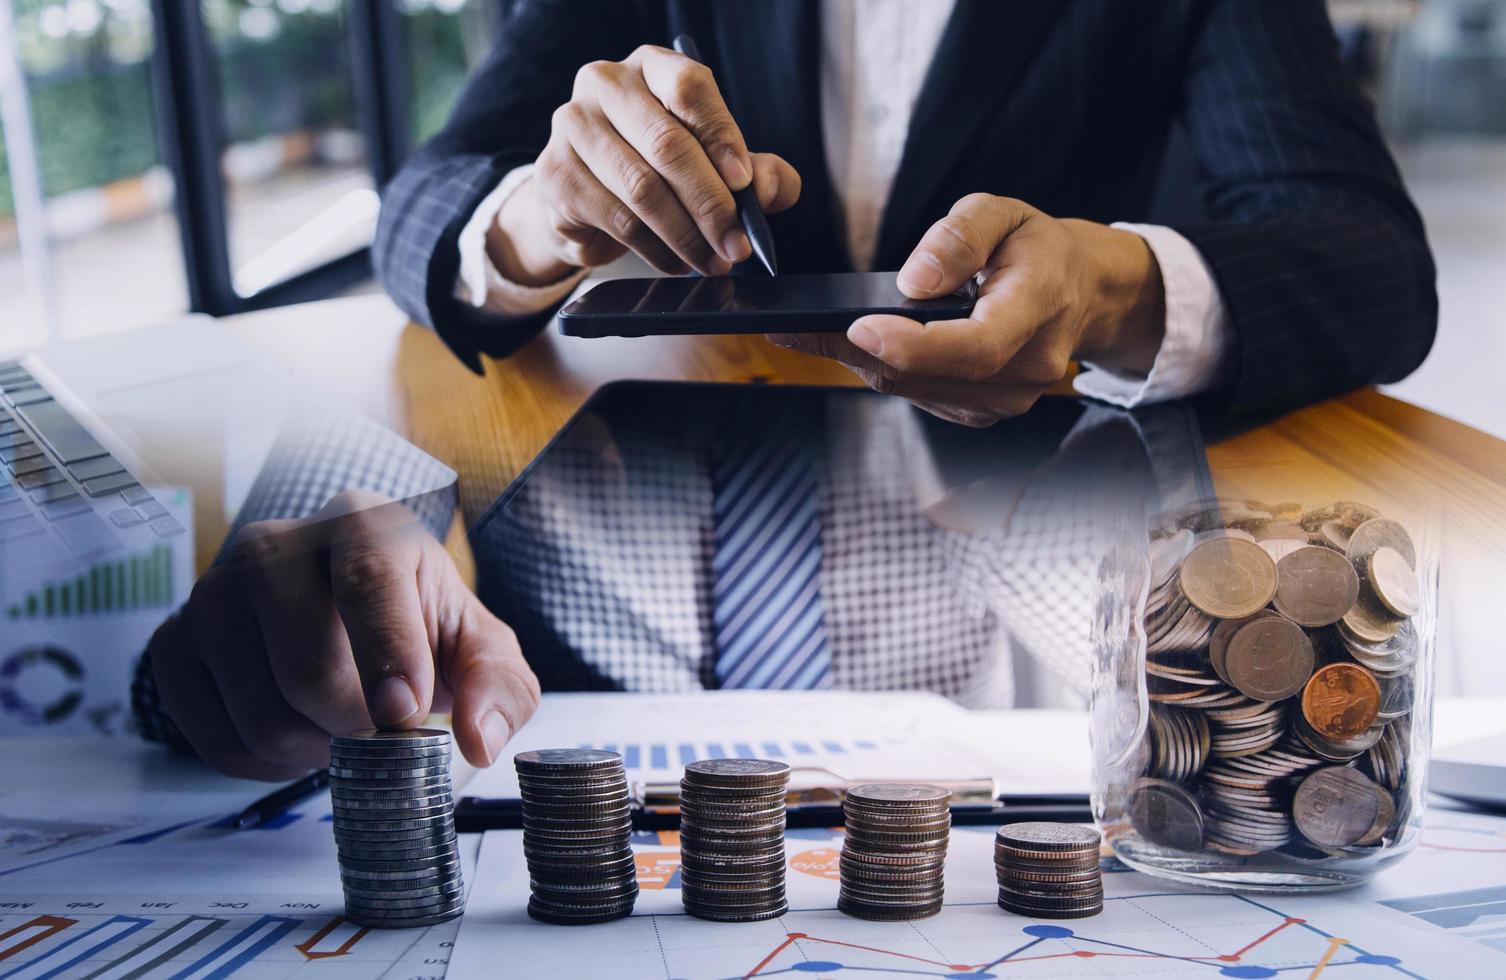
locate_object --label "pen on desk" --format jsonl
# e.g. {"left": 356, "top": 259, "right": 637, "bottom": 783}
{"left": 671, "top": 33, "right": 779, "bottom": 276}
{"left": 452, "top": 792, "right": 1092, "bottom": 834}
{"left": 232, "top": 769, "right": 330, "bottom": 829}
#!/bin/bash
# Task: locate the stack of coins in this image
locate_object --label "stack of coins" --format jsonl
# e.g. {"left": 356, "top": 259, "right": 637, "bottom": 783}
{"left": 994, "top": 823, "right": 1103, "bottom": 919}
{"left": 515, "top": 749, "right": 637, "bottom": 924}
{"left": 329, "top": 729, "right": 465, "bottom": 929}
{"left": 838, "top": 784, "right": 950, "bottom": 921}
{"left": 1132, "top": 499, "right": 1421, "bottom": 860}
{"left": 679, "top": 759, "right": 790, "bottom": 922}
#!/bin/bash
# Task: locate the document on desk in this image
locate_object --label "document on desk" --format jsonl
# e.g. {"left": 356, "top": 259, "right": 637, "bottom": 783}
{"left": 461, "top": 690, "right": 1092, "bottom": 800}
{"left": 0, "top": 792, "right": 478, "bottom": 979}
{"left": 452, "top": 819, "right": 1506, "bottom": 979}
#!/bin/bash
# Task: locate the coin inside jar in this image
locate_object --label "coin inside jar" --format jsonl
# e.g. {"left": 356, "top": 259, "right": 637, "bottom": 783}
{"left": 1273, "top": 546, "right": 1359, "bottom": 627}
{"left": 1128, "top": 778, "right": 1204, "bottom": 851}
{"left": 1179, "top": 538, "right": 1279, "bottom": 620}
{"left": 1302, "top": 663, "right": 1381, "bottom": 738}
{"left": 1367, "top": 547, "right": 1419, "bottom": 618}
{"left": 1293, "top": 766, "right": 1382, "bottom": 847}
{"left": 1223, "top": 617, "right": 1314, "bottom": 702}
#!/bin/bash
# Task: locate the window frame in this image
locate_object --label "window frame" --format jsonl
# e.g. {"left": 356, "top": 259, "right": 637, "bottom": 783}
{"left": 148, "top": 1, "right": 412, "bottom": 316}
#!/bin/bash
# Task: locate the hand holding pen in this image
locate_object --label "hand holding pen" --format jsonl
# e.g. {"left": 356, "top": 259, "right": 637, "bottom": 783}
{"left": 487, "top": 39, "right": 796, "bottom": 287}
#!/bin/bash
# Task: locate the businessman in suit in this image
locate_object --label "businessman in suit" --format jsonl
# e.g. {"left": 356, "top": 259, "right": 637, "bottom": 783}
{"left": 375, "top": 0, "right": 1435, "bottom": 426}
{"left": 145, "top": 0, "right": 1438, "bottom": 778}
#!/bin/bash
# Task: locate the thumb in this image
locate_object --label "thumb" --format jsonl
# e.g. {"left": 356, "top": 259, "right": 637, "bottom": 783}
{"left": 897, "top": 194, "right": 1036, "bottom": 298}
{"left": 441, "top": 594, "right": 540, "bottom": 768}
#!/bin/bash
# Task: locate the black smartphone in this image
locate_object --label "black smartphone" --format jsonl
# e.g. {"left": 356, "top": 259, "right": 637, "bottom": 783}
{"left": 556, "top": 272, "right": 977, "bottom": 338}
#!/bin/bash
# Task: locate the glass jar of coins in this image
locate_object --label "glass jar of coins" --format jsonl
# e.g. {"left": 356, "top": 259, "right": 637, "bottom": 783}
{"left": 1091, "top": 498, "right": 1437, "bottom": 892}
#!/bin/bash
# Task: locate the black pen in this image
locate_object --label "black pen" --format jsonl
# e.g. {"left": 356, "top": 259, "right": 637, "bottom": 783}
{"left": 232, "top": 769, "right": 330, "bottom": 829}
{"left": 453, "top": 794, "right": 1092, "bottom": 834}
{"left": 672, "top": 34, "right": 779, "bottom": 276}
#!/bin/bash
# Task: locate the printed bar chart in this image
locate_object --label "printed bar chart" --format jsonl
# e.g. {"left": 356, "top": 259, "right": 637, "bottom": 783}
{"left": 5, "top": 544, "right": 174, "bottom": 619}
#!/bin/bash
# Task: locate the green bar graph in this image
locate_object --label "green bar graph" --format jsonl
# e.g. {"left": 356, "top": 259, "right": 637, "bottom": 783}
{"left": 5, "top": 545, "right": 177, "bottom": 619}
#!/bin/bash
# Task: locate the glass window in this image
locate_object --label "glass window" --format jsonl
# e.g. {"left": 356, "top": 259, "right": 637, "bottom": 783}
{"left": 401, "top": 0, "right": 494, "bottom": 145}
{"left": 0, "top": 0, "right": 186, "bottom": 355}
{"left": 200, "top": 0, "right": 377, "bottom": 298}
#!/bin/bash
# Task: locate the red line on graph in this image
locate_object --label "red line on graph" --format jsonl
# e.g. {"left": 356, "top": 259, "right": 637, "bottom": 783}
{"left": 784, "top": 936, "right": 965, "bottom": 969}
{"left": 740, "top": 908, "right": 1332, "bottom": 976}
{"left": 743, "top": 934, "right": 800, "bottom": 979}
{"left": 1231, "top": 916, "right": 1304, "bottom": 958}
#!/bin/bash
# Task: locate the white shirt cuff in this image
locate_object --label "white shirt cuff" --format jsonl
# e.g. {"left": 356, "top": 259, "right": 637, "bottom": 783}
{"left": 1073, "top": 223, "right": 1232, "bottom": 408}
{"left": 454, "top": 164, "right": 589, "bottom": 317}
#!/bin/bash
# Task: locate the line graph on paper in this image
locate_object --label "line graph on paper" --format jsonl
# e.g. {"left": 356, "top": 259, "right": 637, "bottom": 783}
{"left": 452, "top": 827, "right": 1506, "bottom": 978}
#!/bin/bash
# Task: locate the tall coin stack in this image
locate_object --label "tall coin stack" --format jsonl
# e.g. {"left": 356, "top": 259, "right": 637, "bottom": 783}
{"left": 679, "top": 759, "right": 791, "bottom": 922}
{"left": 515, "top": 749, "right": 638, "bottom": 925}
{"left": 329, "top": 729, "right": 465, "bottom": 929}
{"left": 838, "top": 784, "right": 950, "bottom": 921}
{"left": 1132, "top": 500, "right": 1421, "bottom": 860}
{"left": 994, "top": 823, "right": 1103, "bottom": 919}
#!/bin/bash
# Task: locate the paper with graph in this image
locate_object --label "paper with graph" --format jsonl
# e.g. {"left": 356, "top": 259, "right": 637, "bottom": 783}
{"left": 0, "top": 794, "right": 476, "bottom": 979}
{"left": 453, "top": 820, "right": 1506, "bottom": 979}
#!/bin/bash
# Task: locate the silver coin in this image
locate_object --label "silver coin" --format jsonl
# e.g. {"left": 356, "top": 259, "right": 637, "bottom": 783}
{"left": 338, "top": 851, "right": 462, "bottom": 874}
{"left": 335, "top": 824, "right": 459, "bottom": 844}
{"left": 343, "top": 890, "right": 466, "bottom": 911}
{"left": 337, "top": 842, "right": 460, "bottom": 864}
{"left": 344, "top": 907, "right": 464, "bottom": 929}
{"left": 340, "top": 857, "right": 462, "bottom": 881}
{"left": 683, "top": 759, "right": 791, "bottom": 780}
{"left": 329, "top": 780, "right": 453, "bottom": 801}
{"left": 332, "top": 728, "right": 451, "bottom": 747}
{"left": 329, "top": 764, "right": 453, "bottom": 781}
{"left": 330, "top": 793, "right": 454, "bottom": 812}
{"left": 341, "top": 873, "right": 464, "bottom": 896}
{"left": 514, "top": 748, "right": 623, "bottom": 770}
{"left": 330, "top": 741, "right": 451, "bottom": 759}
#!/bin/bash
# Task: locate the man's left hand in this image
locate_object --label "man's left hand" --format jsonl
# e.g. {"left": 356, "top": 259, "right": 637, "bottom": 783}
{"left": 769, "top": 193, "right": 1167, "bottom": 426}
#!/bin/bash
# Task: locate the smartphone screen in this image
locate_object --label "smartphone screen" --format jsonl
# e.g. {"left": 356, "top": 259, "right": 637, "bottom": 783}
{"left": 558, "top": 272, "right": 976, "bottom": 337}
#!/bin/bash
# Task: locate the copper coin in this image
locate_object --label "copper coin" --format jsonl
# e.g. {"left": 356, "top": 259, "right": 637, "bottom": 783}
{"left": 1302, "top": 663, "right": 1381, "bottom": 738}
{"left": 1274, "top": 546, "right": 1360, "bottom": 627}
{"left": 1293, "top": 766, "right": 1381, "bottom": 847}
{"left": 1179, "top": 538, "right": 1278, "bottom": 620}
{"left": 1367, "top": 547, "right": 1419, "bottom": 618}
{"left": 1224, "top": 618, "right": 1314, "bottom": 702}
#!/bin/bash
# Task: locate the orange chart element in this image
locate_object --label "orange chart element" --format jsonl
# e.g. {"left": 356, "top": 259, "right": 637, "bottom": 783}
{"left": 635, "top": 851, "right": 682, "bottom": 890}
{"left": 789, "top": 847, "right": 841, "bottom": 880}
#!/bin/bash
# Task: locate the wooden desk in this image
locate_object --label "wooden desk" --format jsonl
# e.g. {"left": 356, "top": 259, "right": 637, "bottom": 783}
{"left": 228, "top": 294, "right": 1506, "bottom": 689}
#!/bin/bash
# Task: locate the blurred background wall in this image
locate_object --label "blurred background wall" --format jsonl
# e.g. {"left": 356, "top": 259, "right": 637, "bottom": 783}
{"left": 0, "top": 0, "right": 1501, "bottom": 444}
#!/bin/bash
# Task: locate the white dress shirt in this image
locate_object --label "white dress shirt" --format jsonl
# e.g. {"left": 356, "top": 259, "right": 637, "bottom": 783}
{"left": 455, "top": 0, "right": 1231, "bottom": 408}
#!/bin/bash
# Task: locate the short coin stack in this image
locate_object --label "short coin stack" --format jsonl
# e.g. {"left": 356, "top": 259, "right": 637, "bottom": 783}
{"left": 994, "top": 823, "right": 1103, "bottom": 919}
{"left": 515, "top": 748, "right": 638, "bottom": 924}
{"left": 679, "top": 759, "right": 790, "bottom": 922}
{"left": 1133, "top": 499, "right": 1421, "bottom": 860}
{"left": 329, "top": 729, "right": 465, "bottom": 929}
{"left": 838, "top": 783, "right": 951, "bottom": 921}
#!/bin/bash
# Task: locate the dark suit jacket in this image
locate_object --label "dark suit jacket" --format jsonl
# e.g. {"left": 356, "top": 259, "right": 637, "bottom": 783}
{"left": 373, "top": 0, "right": 1437, "bottom": 421}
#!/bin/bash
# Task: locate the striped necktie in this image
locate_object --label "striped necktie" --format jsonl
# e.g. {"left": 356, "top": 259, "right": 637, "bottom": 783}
{"left": 709, "top": 407, "right": 832, "bottom": 689}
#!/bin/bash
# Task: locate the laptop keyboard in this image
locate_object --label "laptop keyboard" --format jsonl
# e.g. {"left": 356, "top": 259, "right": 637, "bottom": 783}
{"left": 0, "top": 360, "right": 185, "bottom": 561}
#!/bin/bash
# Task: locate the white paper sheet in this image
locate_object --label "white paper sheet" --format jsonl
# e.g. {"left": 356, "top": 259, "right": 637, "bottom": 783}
{"left": 461, "top": 691, "right": 1092, "bottom": 800}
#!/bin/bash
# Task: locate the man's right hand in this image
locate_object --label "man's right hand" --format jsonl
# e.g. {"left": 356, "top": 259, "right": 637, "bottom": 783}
{"left": 489, "top": 44, "right": 802, "bottom": 287}
{"left": 148, "top": 491, "right": 540, "bottom": 781}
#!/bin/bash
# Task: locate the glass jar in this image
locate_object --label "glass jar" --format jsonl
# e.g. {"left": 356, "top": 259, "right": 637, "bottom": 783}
{"left": 1092, "top": 497, "right": 1437, "bottom": 892}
